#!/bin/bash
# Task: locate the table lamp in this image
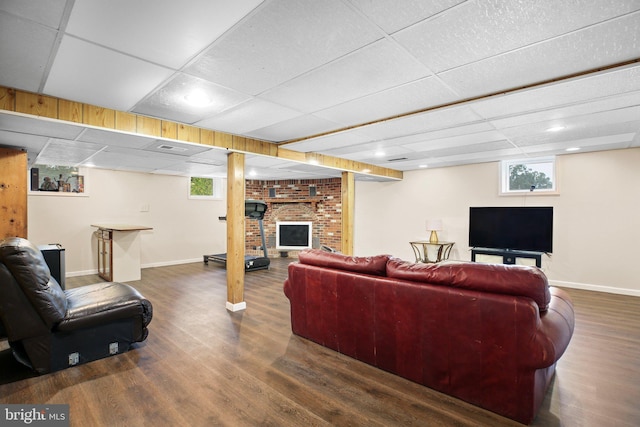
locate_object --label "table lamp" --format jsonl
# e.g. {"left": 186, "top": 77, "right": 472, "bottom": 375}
{"left": 426, "top": 219, "right": 442, "bottom": 243}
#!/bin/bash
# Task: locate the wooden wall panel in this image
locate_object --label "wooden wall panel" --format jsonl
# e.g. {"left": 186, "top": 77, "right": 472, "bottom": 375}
{"left": 115, "top": 111, "right": 138, "bottom": 132}
{"left": 59, "top": 99, "right": 83, "bottom": 123}
{"left": 137, "top": 116, "right": 162, "bottom": 137}
{"left": 0, "top": 148, "right": 27, "bottom": 239}
{"left": 83, "top": 105, "right": 115, "bottom": 128}
{"left": 15, "top": 92, "right": 57, "bottom": 118}
{"left": 161, "top": 121, "right": 177, "bottom": 139}
{"left": 177, "top": 124, "right": 200, "bottom": 142}
{"left": 0, "top": 87, "right": 15, "bottom": 111}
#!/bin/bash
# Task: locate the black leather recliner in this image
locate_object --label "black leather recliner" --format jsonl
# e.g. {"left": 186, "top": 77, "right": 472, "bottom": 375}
{"left": 0, "top": 237, "right": 152, "bottom": 374}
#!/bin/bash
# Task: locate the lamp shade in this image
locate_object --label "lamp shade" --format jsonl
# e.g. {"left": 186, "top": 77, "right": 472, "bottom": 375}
{"left": 426, "top": 219, "right": 442, "bottom": 231}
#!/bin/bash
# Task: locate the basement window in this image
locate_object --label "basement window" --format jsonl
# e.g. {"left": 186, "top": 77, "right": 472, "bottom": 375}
{"left": 500, "top": 157, "right": 558, "bottom": 195}
{"left": 189, "top": 177, "right": 222, "bottom": 199}
{"left": 30, "top": 164, "right": 85, "bottom": 194}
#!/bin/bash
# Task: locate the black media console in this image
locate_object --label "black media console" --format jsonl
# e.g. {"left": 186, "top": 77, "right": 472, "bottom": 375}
{"left": 471, "top": 247, "right": 543, "bottom": 268}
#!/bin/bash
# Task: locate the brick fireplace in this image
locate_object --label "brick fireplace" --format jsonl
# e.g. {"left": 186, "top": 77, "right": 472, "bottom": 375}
{"left": 245, "top": 178, "right": 342, "bottom": 257}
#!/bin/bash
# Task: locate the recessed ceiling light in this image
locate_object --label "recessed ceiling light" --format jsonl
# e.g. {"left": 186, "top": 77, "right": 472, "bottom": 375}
{"left": 565, "top": 147, "right": 580, "bottom": 152}
{"left": 374, "top": 150, "right": 385, "bottom": 157}
{"left": 419, "top": 164, "right": 428, "bottom": 168}
{"left": 546, "top": 125, "right": 565, "bottom": 132}
{"left": 184, "top": 90, "right": 212, "bottom": 107}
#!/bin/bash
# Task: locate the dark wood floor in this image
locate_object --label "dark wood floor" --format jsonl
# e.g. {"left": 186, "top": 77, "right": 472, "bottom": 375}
{"left": 1, "top": 258, "right": 639, "bottom": 426}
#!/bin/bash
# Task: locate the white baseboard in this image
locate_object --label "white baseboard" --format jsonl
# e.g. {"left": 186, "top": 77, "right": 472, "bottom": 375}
{"left": 66, "top": 269, "right": 99, "bottom": 277}
{"left": 550, "top": 280, "right": 640, "bottom": 297}
{"left": 141, "top": 258, "right": 203, "bottom": 269}
{"left": 226, "top": 301, "right": 247, "bottom": 312}
{"left": 65, "top": 258, "right": 203, "bottom": 277}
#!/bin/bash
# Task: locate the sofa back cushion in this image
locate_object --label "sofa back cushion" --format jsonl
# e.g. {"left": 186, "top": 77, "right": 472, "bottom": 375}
{"left": 298, "top": 249, "right": 390, "bottom": 276}
{"left": 386, "top": 259, "right": 551, "bottom": 311}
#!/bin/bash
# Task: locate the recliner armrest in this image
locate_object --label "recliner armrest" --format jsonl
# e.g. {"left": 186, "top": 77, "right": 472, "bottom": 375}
{"left": 57, "top": 282, "right": 152, "bottom": 332}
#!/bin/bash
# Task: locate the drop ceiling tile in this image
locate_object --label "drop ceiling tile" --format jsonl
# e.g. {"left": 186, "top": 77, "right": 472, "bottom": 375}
{"left": 186, "top": 0, "right": 382, "bottom": 95}
{"left": 350, "top": 0, "right": 465, "bottom": 34}
{"left": 0, "top": 130, "right": 48, "bottom": 152}
{"left": 328, "top": 145, "right": 414, "bottom": 163}
{"left": 85, "top": 146, "right": 179, "bottom": 170}
{"left": 394, "top": 0, "right": 640, "bottom": 73}
{"left": 487, "top": 90, "right": 640, "bottom": 130}
{"left": 472, "top": 64, "right": 640, "bottom": 119}
{"left": 439, "top": 13, "right": 640, "bottom": 99}
{"left": 0, "top": 112, "right": 84, "bottom": 139}
{"left": 190, "top": 148, "right": 231, "bottom": 165}
{"left": 78, "top": 128, "right": 157, "bottom": 149}
{"left": 260, "top": 39, "right": 430, "bottom": 113}
{"left": 0, "top": 0, "right": 67, "bottom": 28}
{"left": 195, "top": 98, "right": 302, "bottom": 134}
{"left": 155, "top": 161, "right": 227, "bottom": 177}
{"left": 508, "top": 121, "right": 640, "bottom": 148}
{"left": 142, "top": 139, "right": 212, "bottom": 157}
{"left": 65, "top": 0, "right": 263, "bottom": 69}
{"left": 521, "top": 134, "right": 635, "bottom": 156}
{"left": 0, "top": 14, "right": 58, "bottom": 91}
{"left": 498, "top": 106, "right": 640, "bottom": 139}
{"left": 284, "top": 130, "right": 374, "bottom": 153}
{"left": 44, "top": 36, "right": 174, "bottom": 111}
{"left": 364, "top": 105, "right": 484, "bottom": 140}
{"left": 402, "top": 130, "right": 509, "bottom": 152}
{"left": 314, "top": 76, "right": 458, "bottom": 127}
{"left": 245, "top": 115, "right": 343, "bottom": 142}
{"left": 36, "top": 139, "right": 105, "bottom": 166}
{"left": 133, "top": 73, "right": 251, "bottom": 124}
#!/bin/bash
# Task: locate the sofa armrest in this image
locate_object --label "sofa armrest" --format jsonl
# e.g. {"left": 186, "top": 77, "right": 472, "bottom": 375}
{"left": 536, "top": 287, "right": 575, "bottom": 364}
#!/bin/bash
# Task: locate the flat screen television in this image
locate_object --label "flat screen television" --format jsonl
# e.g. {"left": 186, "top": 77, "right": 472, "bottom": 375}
{"left": 276, "top": 221, "right": 312, "bottom": 251}
{"left": 468, "top": 207, "right": 553, "bottom": 253}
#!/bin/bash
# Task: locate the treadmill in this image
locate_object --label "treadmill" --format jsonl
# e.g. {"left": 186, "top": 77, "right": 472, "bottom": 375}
{"left": 203, "top": 200, "right": 271, "bottom": 271}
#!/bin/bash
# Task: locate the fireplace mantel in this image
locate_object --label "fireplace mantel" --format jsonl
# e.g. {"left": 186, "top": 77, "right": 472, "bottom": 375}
{"left": 266, "top": 197, "right": 322, "bottom": 209}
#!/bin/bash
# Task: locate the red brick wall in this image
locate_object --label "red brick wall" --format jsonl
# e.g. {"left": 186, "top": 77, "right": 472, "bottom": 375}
{"left": 245, "top": 178, "right": 342, "bottom": 257}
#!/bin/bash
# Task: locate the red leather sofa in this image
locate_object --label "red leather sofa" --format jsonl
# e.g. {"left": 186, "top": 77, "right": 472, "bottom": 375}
{"left": 284, "top": 249, "right": 575, "bottom": 424}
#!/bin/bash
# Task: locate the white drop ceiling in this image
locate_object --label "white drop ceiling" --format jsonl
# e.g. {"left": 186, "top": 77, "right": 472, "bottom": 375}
{"left": 0, "top": 0, "right": 638, "bottom": 182}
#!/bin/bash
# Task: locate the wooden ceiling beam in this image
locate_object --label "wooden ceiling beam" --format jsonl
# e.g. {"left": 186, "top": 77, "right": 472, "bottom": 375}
{"left": 0, "top": 86, "right": 403, "bottom": 181}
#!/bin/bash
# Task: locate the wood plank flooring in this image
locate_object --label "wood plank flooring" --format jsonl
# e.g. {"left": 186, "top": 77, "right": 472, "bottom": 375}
{"left": 1, "top": 258, "right": 639, "bottom": 426}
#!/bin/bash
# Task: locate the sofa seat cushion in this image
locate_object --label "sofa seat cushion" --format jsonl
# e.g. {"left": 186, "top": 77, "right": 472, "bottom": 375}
{"left": 386, "top": 258, "right": 551, "bottom": 311}
{"left": 298, "top": 249, "right": 390, "bottom": 276}
{"left": 57, "top": 282, "right": 153, "bottom": 332}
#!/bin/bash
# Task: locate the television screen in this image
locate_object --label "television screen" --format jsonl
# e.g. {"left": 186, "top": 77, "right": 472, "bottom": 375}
{"left": 469, "top": 207, "right": 553, "bottom": 253}
{"left": 276, "top": 221, "right": 312, "bottom": 250}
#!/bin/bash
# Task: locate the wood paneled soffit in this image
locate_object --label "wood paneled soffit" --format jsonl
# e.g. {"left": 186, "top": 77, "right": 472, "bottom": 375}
{"left": 0, "top": 86, "right": 403, "bottom": 181}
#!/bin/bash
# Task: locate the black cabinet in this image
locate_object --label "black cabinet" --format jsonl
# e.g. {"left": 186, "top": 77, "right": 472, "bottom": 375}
{"left": 471, "top": 247, "right": 542, "bottom": 268}
{"left": 39, "top": 244, "right": 66, "bottom": 289}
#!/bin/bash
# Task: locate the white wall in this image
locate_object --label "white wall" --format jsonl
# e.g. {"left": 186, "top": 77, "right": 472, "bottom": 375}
{"left": 28, "top": 168, "right": 227, "bottom": 275}
{"left": 354, "top": 147, "right": 640, "bottom": 296}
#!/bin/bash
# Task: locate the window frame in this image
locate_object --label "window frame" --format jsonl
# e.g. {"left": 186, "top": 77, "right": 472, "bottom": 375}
{"left": 500, "top": 156, "right": 559, "bottom": 196}
{"left": 28, "top": 164, "right": 89, "bottom": 197}
{"left": 188, "top": 176, "right": 223, "bottom": 200}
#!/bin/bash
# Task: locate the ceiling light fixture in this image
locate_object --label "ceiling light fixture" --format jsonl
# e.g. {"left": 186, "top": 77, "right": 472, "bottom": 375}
{"left": 546, "top": 125, "right": 565, "bottom": 132}
{"left": 184, "top": 90, "right": 212, "bottom": 107}
{"left": 565, "top": 147, "right": 580, "bottom": 152}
